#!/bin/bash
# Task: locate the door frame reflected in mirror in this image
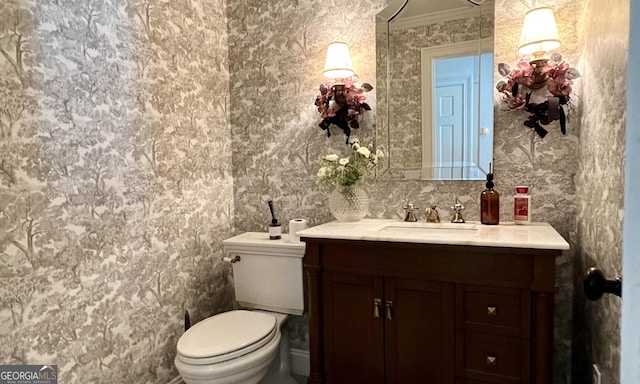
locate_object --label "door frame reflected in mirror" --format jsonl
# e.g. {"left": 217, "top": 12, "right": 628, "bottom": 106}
{"left": 421, "top": 39, "right": 493, "bottom": 180}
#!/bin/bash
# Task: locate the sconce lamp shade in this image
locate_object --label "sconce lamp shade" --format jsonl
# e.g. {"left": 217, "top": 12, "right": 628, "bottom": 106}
{"left": 323, "top": 42, "right": 354, "bottom": 80}
{"left": 518, "top": 7, "right": 561, "bottom": 57}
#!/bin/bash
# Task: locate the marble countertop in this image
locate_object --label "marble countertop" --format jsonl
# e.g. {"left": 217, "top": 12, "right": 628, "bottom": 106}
{"left": 296, "top": 219, "right": 570, "bottom": 250}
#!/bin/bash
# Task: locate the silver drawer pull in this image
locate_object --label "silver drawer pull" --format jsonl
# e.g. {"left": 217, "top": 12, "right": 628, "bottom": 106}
{"left": 385, "top": 300, "right": 393, "bottom": 320}
{"left": 486, "top": 355, "right": 497, "bottom": 366}
{"left": 374, "top": 298, "right": 381, "bottom": 319}
{"left": 487, "top": 306, "right": 497, "bottom": 316}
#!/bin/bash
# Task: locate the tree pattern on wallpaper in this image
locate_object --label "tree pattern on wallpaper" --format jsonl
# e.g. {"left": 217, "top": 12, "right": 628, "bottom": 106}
{"left": 0, "top": 0, "right": 234, "bottom": 382}
{"left": 226, "top": 0, "right": 382, "bottom": 235}
{"left": 226, "top": 0, "right": 579, "bottom": 381}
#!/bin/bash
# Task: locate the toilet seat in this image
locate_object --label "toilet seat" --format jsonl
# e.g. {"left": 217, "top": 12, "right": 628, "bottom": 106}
{"left": 176, "top": 310, "right": 277, "bottom": 365}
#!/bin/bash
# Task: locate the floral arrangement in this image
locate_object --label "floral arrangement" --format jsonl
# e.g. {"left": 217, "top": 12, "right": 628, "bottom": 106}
{"left": 496, "top": 53, "right": 580, "bottom": 138}
{"left": 317, "top": 138, "right": 384, "bottom": 188}
{"left": 315, "top": 77, "right": 373, "bottom": 143}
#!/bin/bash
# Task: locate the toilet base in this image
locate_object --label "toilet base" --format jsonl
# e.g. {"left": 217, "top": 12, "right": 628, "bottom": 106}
{"left": 259, "top": 322, "right": 296, "bottom": 384}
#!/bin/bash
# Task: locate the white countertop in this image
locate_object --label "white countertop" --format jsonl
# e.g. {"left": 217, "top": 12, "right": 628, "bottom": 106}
{"left": 296, "top": 219, "right": 570, "bottom": 250}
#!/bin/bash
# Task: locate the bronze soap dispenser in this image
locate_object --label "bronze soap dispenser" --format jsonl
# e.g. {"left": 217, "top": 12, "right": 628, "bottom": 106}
{"left": 480, "top": 163, "right": 500, "bottom": 225}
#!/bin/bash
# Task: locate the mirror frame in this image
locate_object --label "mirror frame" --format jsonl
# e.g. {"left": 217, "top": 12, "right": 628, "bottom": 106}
{"left": 375, "top": 0, "right": 408, "bottom": 176}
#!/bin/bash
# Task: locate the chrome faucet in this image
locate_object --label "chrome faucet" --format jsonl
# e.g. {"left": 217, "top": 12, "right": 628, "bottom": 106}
{"left": 450, "top": 202, "right": 465, "bottom": 223}
{"left": 425, "top": 205, "right": 441, "bottom": 223}
{"left": 403, "top": 202, "right": 419, "bottom": 222}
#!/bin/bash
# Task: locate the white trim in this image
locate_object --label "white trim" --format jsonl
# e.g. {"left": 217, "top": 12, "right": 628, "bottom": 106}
{"left": 289, "top": 348, "right": 310, "bottom": 377}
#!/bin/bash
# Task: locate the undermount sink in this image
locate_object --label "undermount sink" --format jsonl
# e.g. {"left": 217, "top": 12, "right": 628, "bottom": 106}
{"left": 377, "top": 222, "right": 478, "bottom": 236}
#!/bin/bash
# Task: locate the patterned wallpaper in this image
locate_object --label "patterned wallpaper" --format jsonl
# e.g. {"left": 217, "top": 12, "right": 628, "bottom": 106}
{"left": 0, "top": 0, "right": 235, "bottom": 383}
{"left": 228, "top": 1, "right": 580, "bottom": 382}
{"left": 0, "top": 0, "right": 628, "bottom": 382}
{"left": 573, "top": 0, "right": 628, "bottom": 383}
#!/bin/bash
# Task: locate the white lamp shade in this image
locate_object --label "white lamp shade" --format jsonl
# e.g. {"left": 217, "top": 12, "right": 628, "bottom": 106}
{"left": 323, "top": 42, "right": 354, "bottom": 79}
{"left": 518, "top": 7, "right": 561, "bottom": 56}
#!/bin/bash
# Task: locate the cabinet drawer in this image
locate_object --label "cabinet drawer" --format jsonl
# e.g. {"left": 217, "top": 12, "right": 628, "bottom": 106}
{"left": 458, "top": 285, "right": 529, "bottom": 337}
{"left": 458, "top": 332, "right": 530, "bottom": 384}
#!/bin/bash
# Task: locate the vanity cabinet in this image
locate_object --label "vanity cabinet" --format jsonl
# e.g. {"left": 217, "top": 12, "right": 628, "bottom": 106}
{"left": 322, "top": 271, "right": 454, "bottom": 383}
{"left": 302, "top": 237, "right": 560, "bottom": 384}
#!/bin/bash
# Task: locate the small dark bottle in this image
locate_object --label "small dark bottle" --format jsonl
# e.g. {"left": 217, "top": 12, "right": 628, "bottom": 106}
{"left": 480, "top": 163, "right": 500, "bottom": 225}
{"left": 267, "top": 200, "right": 282, "bottom": 240}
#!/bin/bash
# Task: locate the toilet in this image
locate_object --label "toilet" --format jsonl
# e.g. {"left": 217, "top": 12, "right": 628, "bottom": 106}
{"left": 174, "top": 232, "right": 305, "bottom": 384}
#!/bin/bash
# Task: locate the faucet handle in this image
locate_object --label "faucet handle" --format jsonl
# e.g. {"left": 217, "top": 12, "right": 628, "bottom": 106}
{"left": 403, "top": 202, "right": 419, "bottom": 222}
{"left": 450, "top": 202, "right": 465, "bottom": 223}
{"left": 403, "top": 201, "right": 418, "bottom": 211}
{"left": 451, "top": 202, "right": 464, "bottom": 211}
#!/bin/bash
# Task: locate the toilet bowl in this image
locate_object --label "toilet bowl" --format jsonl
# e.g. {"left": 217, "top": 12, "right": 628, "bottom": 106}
{"left": 175, "top": 232, "right": 306, "bottom": 384}
{"left": 175, "top": 310, "right": 294, "bottom": 384}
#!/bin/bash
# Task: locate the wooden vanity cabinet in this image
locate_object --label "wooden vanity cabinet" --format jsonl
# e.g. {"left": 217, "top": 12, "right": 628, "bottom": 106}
{"left": 302, "top": 238, "right": 560, "bottom": 384}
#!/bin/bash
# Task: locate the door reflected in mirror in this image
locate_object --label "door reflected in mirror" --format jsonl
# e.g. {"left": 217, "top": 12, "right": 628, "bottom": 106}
{"left": 376, "top": 0, "right": 495, "bottom": 180}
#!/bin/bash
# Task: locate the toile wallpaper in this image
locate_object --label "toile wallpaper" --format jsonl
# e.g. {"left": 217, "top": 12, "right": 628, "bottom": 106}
{"left": 573, "top": 0, "right": 628, "bottom": 383}
{"left": 0, "top": 0, "right": 629, "bottom": 382}
{"left": 0, "top": 0, "right": 235, "bottom": 382}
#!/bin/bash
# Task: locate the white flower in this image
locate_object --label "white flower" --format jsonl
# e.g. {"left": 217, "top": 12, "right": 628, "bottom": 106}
{"left": 349, "top": 138, "right": 360, "bottom": 149}
{"left": 357, "top": 146, "right": 371, "bottom": 158}
{"left": 317, "top": 167, "right": 327, "bottom": 177}
{"left": 339, "top": 158, "right": 349, "bottom": 166}
{"left": 325, "top": 154, "right": 339, "bottom": 162}
{"left": 376, "top": 149, "right": 385, "bottom": 158}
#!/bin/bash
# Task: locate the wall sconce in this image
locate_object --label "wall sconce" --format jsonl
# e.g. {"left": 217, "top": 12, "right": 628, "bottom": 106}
{"left": 518, "top": 7, "right": 561, "bottom": 89}
{"left": 496, "top": 5, "right": 580, "bottom": 138}
{"left": 316, "top": 41, "right": 373, "bottom": 143}
{"left": 323, "top": 42, "right": 354, "bottom": 106}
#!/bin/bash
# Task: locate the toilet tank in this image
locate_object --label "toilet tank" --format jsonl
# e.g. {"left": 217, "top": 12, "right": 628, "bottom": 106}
{"left": 222, "top": 232, "right": 306, "bottom": 315}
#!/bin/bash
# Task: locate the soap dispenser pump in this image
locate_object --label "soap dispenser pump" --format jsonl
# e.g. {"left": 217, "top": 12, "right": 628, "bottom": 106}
{"left": 480, "top": 163, "right": 500, "bottom": 225}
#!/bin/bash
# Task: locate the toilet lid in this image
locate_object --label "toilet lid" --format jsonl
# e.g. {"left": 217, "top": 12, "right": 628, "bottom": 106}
{"left": 177, "top": 310, "right": 276, "bottom": 362}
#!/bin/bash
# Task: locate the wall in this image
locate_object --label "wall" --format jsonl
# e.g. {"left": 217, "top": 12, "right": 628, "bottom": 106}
{"left": 0, "top": 0, "right": 234, "bottom": 383}
{"left": 0, "top": 0, "right": 627, "bottom": 382}
{"left": 574, "top": 0, "right": 629, "bottom": 383}
{"left": 228, "top": 0, "right": 580, "bottom": 382}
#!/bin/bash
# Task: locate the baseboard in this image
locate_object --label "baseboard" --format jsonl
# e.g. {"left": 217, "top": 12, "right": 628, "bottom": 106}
{"left": 290, "top": 348, "right": 310, "bottom": 377}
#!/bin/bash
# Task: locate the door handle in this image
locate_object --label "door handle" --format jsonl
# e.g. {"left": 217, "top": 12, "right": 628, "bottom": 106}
{"left": 584, "top": 267, "right": 622, "bottom": 300}
{"left": 373, "top": 298, "right": 382, "bottom": 318}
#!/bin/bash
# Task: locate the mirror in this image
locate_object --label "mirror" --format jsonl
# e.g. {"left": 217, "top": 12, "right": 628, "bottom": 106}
{"left": 376, "top": 0, "right": 495, "bottom": 180}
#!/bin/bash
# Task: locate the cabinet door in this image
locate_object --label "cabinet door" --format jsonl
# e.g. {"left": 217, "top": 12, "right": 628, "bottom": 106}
{"left": 384, "top": 278, "right": 455, "bottom": 384}
{"left": 322, "top": 272, "right": 385, "bottom": 384}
